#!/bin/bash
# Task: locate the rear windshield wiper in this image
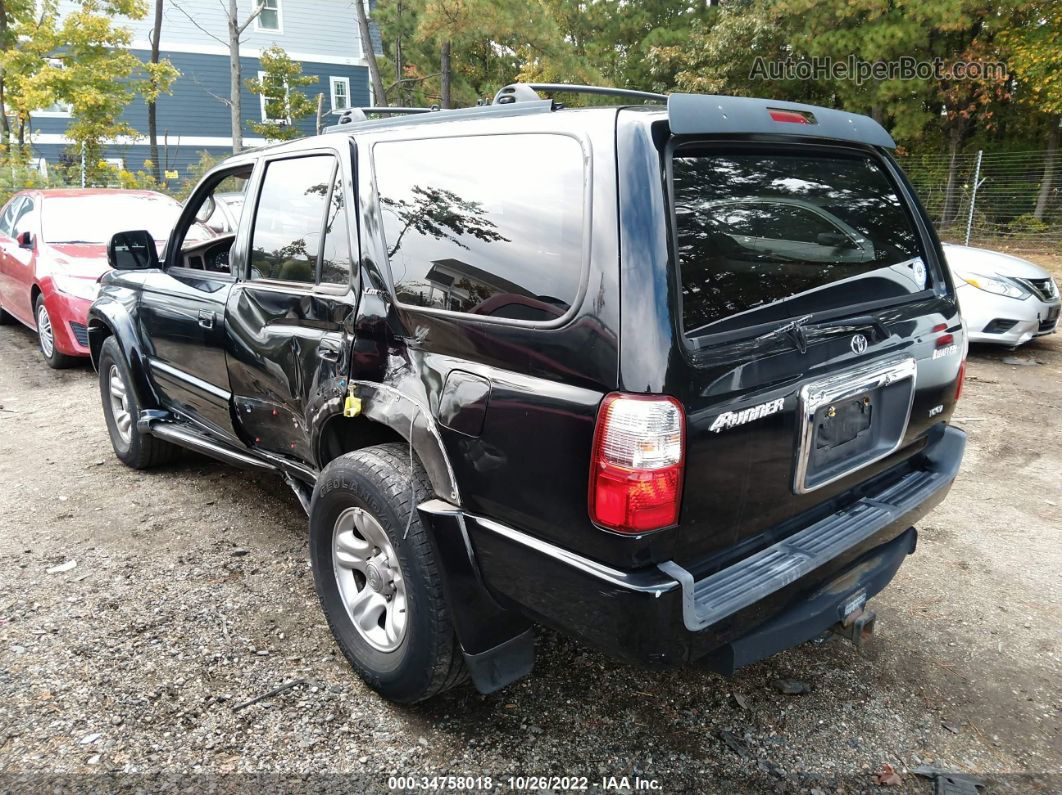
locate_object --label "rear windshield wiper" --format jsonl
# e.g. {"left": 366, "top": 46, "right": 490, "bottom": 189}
{"left": 756, "top": 313, "right": 889, "bottom": 354}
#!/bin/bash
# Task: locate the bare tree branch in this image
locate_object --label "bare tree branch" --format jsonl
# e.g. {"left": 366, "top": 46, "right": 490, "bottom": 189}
{"left": 187, "top": 72, "right": 233, "bottom": 107}
{"left": 236, "top": 1, "right": 264, "bottom": 35}
{"left": 384, "top": 73, "right": 442, "bottom": 94}
{"left": 170, "top": 0, "right": 227, "bottom": 47}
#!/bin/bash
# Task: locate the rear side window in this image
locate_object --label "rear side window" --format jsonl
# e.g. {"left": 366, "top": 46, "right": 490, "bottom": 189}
{"left": 671, "top": 151, "right": 926, "bottom": 335}
{"left": 374, "top": 134, "right": 584, "bottom": 322}
{"left": 0, "top": 197, "right": 24, "bottom": 236}
{"left": 250, "top": 155, "right": 337, "bottom": 284}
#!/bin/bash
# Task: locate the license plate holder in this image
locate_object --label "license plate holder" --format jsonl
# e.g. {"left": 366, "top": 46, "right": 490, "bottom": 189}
{"left": 794, "top": 358, "right": 916, "bottom": 493}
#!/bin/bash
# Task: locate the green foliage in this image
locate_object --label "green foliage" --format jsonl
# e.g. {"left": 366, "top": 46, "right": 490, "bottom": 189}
{"left": 0, "top": 0, "right": 179, "bottom": 183}
{"left": 246, "top": 45, "right": 320, "bottom": 141}
{"left": 1001, "top": 3, "right": 1062, "bottom": 116}
{"left": 174, "top": 151, "right": 225, "bottom": 199}
{"left": 1006, "top": 213, "right": 1049, "bottom": 235}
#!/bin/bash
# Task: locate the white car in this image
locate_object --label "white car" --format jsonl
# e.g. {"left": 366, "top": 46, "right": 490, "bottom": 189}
{"left": 943, "top": 243, "right": 1060, "bottom": 346}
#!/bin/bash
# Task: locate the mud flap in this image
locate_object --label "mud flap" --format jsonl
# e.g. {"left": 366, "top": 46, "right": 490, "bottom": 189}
{"left": 418, "top": 499, "right": 535, "bottom": 694}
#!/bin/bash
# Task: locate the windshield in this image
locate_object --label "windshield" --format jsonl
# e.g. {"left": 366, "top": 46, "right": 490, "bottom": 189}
{"left": 671, "top": 150, "right": 927, "bottom": 336}
{"left": 41, "top": 194, "right": 184, "bottom": 244}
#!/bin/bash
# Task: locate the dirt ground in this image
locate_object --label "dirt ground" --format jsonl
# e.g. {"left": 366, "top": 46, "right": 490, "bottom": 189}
{"left": 0, "top": 302, "right": 1059, "bottom": 792}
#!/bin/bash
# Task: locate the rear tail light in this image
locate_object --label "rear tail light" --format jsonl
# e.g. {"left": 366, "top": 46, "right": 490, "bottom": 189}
{"left": 955, "top": 359, "right": 967, "bottom": 401}
{"left": 589, "top": 394, "right": 685, "bottom": 534}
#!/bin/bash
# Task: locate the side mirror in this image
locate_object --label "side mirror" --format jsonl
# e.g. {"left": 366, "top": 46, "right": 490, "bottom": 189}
{"left": 195, "top": 194, "right": 216, "bottom": 224}
{"left": 17, "top": 230, "right": 33, "bottom": 249}
{"left": 107, "top": 230, "right": 159, "bottom": 271}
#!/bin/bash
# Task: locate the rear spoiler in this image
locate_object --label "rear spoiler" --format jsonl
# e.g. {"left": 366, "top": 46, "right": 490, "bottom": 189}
{"left": 667, "top": 94, "right": 896, "bottom": 149}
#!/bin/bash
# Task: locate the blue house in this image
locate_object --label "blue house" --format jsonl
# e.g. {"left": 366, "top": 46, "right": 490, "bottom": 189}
{"left": 29, "top": 0, "right": 376, "bottom": 181}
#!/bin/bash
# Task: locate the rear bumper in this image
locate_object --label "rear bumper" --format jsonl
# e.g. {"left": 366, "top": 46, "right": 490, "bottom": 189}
{"left": 458, "top": 424, "right": 965, "bottom": 668}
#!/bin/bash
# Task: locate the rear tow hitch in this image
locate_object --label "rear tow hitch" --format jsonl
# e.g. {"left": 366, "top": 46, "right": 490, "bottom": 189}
{"left": 831, "top": 605, "right": 877, "bottom": 650}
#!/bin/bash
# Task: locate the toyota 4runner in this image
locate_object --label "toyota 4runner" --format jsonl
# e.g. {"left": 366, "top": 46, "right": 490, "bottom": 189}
{"left": 88, "top": 83, "right": 967, "bottom": 703}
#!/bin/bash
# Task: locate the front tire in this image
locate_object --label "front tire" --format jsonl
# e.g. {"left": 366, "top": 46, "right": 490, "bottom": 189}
{"left": 35, "top": 294, "right": 77, "bottom": 369}
{"left": 98, "top": 336, "right": 179, "bottom": 469}
{"left": 309, "top": 443, "right": 467, "bottom": 703}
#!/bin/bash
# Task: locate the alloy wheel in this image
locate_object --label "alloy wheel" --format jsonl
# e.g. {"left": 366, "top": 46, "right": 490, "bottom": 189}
{"left": 37, "top": 303, "right": 54, "bottom": 358}
{"left": 332, "top": 506, "right": 408, "bottom": 652}
{"left": 107, "top": 365, "right": 133, "bottom": 444}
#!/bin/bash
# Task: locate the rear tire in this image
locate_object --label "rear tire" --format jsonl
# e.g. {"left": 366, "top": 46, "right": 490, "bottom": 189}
{"left": 309, "top": 443, "right": 467, "bottom": 703}
{"left": 98, "top": 336, "right": 179, "bottom": 469}
{"left": 35, "top": 294, "right": 77, "bottom": 369}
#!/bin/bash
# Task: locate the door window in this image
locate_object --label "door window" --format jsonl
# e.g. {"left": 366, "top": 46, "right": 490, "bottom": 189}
{"left": 373, "top": 134, "right": 585, "bottom": 322}
{"left": 319, "top": 170, "right": 352, "bottom": 285}
{"left": 249, "top": 155, "right": 344, "bottom": 285}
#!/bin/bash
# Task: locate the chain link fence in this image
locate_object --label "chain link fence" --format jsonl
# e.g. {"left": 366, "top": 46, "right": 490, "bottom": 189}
{"left": 899, "top": 148, "right": 1061, "bottom": 253}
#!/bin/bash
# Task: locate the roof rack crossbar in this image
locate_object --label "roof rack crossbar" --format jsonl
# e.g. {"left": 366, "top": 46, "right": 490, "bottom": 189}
{"left": 493, "top": 83, "right": 667, "bottom": 106}
{"left": 331, "top": 106, "right": 438, "bottom": 117}
{"left": 332, "top": 106, "right": 441, "bottom": 126}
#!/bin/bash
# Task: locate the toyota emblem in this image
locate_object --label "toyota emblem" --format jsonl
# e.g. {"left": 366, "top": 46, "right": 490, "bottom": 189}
{"left": 850, "top": 334, "right": 868, "bottom": 354}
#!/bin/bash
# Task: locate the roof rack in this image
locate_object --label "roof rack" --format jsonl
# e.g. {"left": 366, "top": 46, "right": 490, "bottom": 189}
{"left": 331, "top": 106, "right": 441, "bottom": 126}
{"left": 492, "top": 83, "right": 667, "bottom": 106}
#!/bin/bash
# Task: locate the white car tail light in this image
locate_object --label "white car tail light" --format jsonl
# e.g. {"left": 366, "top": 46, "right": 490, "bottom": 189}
{"left": 589, "top": 394, "right": 685, "bottom": 534}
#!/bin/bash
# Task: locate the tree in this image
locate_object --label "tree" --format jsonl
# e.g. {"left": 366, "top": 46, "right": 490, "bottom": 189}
{"left": 354, "top": 0, "right": 386, "bottom": 105}
{"left": 53, "top": 0, "right": 176, "bottom": 176}
{"left": 0, "top": 0, "right": 57, "bottom": 153}
{"left": 1001, "top": 3, "right": 1062, "bottom": 219}
{"left": 145, "top": 0, "right": 177, "bottom": 182}
{"left": 170, "top": 0, "right": 261, "bottom": 151}
{"left": 246, "top": 45, "right": 318, "bottom": 141}
{"left": 226, "top": 0, "right": 263, "bottom": 152}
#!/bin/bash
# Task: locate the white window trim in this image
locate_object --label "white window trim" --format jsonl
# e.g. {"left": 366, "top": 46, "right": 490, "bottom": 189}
{"left": 104, "top": 157, "right": 125, "bottom": 169}
{"left": 329, "top": 76, "right": 351, "bottom": 112}
{"left": 254, "top": 0, "right": 283, "bottom": 34}
{"left": 258, "top": 70, "right": 291, "bottom": 123}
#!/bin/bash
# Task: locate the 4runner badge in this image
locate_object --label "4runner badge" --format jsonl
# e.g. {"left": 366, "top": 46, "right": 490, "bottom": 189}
{"left": 710, "top": 398, "right": 785, "bottom": 433}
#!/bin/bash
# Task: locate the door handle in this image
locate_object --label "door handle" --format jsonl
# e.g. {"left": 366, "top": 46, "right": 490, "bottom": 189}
{"left": 198, "top": 309, "right": 215, "bottom": 329}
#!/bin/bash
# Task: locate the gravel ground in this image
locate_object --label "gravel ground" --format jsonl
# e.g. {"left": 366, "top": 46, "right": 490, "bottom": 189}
{"left": 0, "top": 316, "right": 1059, "bottom": 794}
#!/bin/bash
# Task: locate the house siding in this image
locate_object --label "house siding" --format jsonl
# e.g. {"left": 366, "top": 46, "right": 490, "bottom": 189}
{"left": 28, "top": 51, "right": 369, "bottom": 183}
{"left": 28, "top": 0, "right": 375, "bottom": 183}
{"left": 56, "top": 0, "right": 372, "bottom": 62}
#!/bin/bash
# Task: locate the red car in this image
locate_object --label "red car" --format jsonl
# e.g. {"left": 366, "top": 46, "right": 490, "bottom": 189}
{"left": 0, "top": 189, "right": 185, "bottom": 367}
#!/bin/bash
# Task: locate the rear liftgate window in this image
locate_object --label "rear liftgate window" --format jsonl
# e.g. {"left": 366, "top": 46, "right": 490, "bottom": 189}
{"left": 671, "top": 151, "right": 926, "bottom": 336}
{"left": 373, "top": 134, "right": 584, "bottom": 322}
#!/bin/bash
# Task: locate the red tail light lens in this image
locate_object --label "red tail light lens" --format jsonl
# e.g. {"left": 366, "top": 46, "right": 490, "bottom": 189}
{"left": 768, "top": 108, "right": 815, "bottom": 124}
{"left": 589, "top": 394, "right": 685, "bottom": 534}
{"left": 955, "top": 359, "right": 967, "bottom": 401}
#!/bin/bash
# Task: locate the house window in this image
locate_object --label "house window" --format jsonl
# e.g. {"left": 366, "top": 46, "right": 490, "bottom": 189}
{"left": 255, "top": 0, "right": 282, "bottom": 32}
{"left": 329, "top": 77, "right": 350, "bottom": 111}
{"left": 258, "top": 70, "right": 290, "bottom": 123}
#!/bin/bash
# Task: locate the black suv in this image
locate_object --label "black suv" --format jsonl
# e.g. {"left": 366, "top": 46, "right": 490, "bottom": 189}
{"left": 89, "top": 84, "right": 967, "bottom": 703}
